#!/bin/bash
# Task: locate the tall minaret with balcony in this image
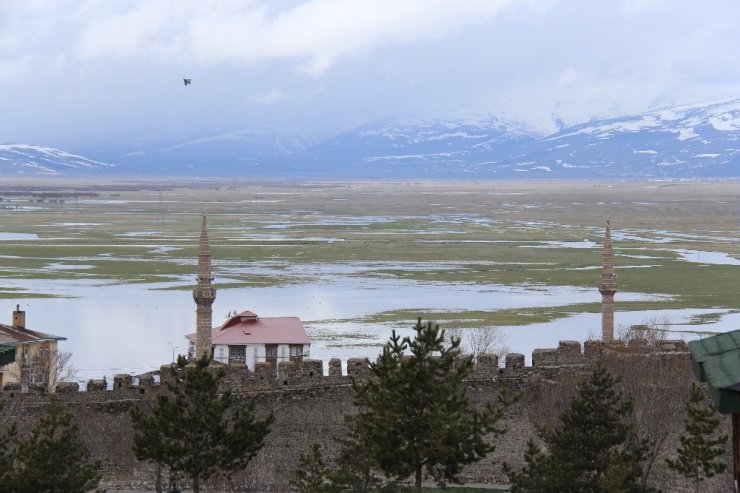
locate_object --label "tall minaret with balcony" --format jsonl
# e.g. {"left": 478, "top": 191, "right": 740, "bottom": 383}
{"left": 193, "top": 214, "right": 216, "bottom": 358}
{"left": 599, "top": 219, "right": 617, "bottom": 342}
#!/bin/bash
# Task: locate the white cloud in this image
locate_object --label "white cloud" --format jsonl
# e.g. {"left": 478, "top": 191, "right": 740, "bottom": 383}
{"left": 2, "top": 0, "right": 740, "bottom": 148}
{"left": 0, "top": 56, "right": 33, "bottom": 82}
{"left": 620, "top": 0, "right": 669, "bottom": 13}
{"left": 71, "top": 0, "right": 520, "bottom": 74}
{"left": 247, "top": 88, "right": 285, "bottom": 104}
{"left": 75, "top": 2, "right": 189, "bottom": 61}
{"left": 558, "top": 68, "right": 582, "bottom": 86}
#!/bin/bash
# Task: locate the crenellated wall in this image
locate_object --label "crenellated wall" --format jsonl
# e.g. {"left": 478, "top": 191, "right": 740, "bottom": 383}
{"left": 0, "top": 339, "right": 731, "bottom": 492}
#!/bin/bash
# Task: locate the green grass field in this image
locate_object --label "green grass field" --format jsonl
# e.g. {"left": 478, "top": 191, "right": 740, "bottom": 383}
{"left": 0, "top": 179, "right": 737, "bottom": 330}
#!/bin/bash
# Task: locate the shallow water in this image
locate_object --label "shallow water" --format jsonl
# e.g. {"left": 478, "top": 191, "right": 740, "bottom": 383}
{"left": 0, "top": 232, "right": 38, "bottom": 240}
{"left": 671, "top": 249, "right": 740, "bottom": 266}
{"left": 3, "top": 272, "right": 730, "bottom": 385}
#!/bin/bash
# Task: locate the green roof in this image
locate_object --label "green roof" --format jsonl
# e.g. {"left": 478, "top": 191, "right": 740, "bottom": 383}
{"left": 0, "top": 344, "right": 16, "bottom": 367}
{"left": 689, "top": 329, "right": 740, "bottom": 414}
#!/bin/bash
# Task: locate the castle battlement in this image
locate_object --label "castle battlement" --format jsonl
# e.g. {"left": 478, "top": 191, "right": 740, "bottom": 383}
{"left": 0, "top": 337, "right": 710, "bottom": 493}
{"left": 0, "top": 339, "right": 689, "bottom": 397}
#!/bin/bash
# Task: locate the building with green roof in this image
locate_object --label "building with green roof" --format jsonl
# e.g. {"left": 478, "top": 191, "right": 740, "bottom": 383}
{"left": 688, "top": 329, "right": 740, "bottom": 490}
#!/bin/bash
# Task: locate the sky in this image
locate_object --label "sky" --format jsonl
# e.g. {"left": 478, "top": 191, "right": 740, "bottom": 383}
{"left": 2, "top": 0, "right": 740, "bottom": 152}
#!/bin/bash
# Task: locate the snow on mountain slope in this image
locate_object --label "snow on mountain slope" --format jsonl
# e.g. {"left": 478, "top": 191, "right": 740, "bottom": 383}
{"left": 3, "top": 98, "right": 740, "bottom": 178}
{"left": 116, "top": 124, "right": 326, "bottom": 176}
{"left": 297, "top": 112, "right": 541, "bottom": 177}
{"left": 293, "top": 99, "right": 739, "bottom": 178}
{"left": 0, "top": 144, "right": 115, "bottom": 175}
{"left": 550, "top": 98, "right": 740, "bottom": 141}
{"left": 515, "top": 98, "right": 740, "bottom": 178}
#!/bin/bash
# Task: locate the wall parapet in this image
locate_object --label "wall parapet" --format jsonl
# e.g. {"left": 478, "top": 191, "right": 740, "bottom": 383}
{"left": 0, "top": 339, "right": 689, "bottom": 397}
{"left": 0, "top": 338, "right": 706, "bottom": 492}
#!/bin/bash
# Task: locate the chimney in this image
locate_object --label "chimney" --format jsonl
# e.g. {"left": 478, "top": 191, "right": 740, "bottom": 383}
{"left": 12, "top": 304, "right": 25, "bottom": 329}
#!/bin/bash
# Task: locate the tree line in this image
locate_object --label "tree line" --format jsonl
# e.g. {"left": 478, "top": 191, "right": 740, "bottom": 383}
{"left": 0, "top": 319, "right": 729, "bottom": 492}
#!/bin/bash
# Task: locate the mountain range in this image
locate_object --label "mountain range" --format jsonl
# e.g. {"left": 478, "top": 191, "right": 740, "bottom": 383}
{"left": 2, "top": 98, "right": 740, "bottom": 179}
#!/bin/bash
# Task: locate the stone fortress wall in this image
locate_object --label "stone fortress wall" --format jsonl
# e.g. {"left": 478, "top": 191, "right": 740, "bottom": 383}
{"left": 0, "top": 339, "right": 732, "bottom": 492}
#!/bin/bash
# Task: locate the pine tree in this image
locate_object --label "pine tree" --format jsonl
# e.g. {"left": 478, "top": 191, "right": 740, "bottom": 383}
{"left": 351, "top": 318, "right": 513, "bottom": 493}
{"left": 131, "top": 354, "right": 274, "bottom": 493}
{"left": 666, "top": 382, "right": 727, "bottom": 489}
{"left": 290, "top": 443, "right": 338, "bottom": 493}
{"left": 502, "top": 440, "right": 555, "bottom": 493}
{"left": 9, "top": 397, "right": 101, "bottom": 493}
{"left": 505, "top": 363, "right": 653, "bottom": 493}
{"left": 599, "top": 451, "right": 637, "bottom": 493}
{"left": 329, "top": 415, "right": 392, "bottom": 492}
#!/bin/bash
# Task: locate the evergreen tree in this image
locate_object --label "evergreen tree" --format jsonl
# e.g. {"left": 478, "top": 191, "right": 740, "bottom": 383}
{"left": 131, "top": 354, "right": 274, "bottom": 493}
{"left": 666, "top": 382, "right": 727, "bottom": 489}
{"left": 329, "top": 415, "right": 390, "bottom": 492}
{"left": 290, "top": 443, "right": 338, "bottom": 493}
{"left": 503, "top": 440, "right": 555, "bottom": 493}
{"left": 351, "top": 318, "right": 513, "bottom": 493}
{"left": 505, "top": 363, "right": 654, "bottom": 493}
{"left": 9, "top": 397, "right": 101, "bottom": 493}
{"left": 599, "top": 451, "right": 638, "bottom": 493}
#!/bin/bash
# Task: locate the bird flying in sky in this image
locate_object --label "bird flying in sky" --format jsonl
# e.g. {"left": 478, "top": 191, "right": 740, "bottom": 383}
{"left": 183, "top": 78, "right": 192, "bottom": 86}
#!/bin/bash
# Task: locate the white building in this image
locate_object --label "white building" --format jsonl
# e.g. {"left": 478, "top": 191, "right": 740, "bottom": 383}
{"left": 186, "top": 310, "right": 310, "bottom": 371}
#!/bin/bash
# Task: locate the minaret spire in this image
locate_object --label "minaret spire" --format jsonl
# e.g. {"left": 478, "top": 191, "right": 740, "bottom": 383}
{"left": 599, "top": 219, "right": 617, "bottom": 342}
{"left": 193, "top": 213, "right": 216, "bottom": 358}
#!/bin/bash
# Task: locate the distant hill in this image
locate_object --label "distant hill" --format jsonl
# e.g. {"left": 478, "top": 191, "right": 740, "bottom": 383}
{"left": 295, "top": 98, "right": 740, "bottom": 179}
{"left": 295, "top": 112, "right": 540, "bottom": 178}
{"left": 520, "top": 98, "right": 740, "bottom": 179}
{"left": 3, "top": 98, "right": 740, "bottom": 179}
{"left": 115, "top": 124, "right": 324, "bottom": 176}
{"left": 0, "top": 144, "right": 114, "bottom": 175}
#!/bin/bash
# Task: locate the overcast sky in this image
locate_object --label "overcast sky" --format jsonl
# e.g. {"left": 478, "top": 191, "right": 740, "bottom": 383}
{"left": 2, "top": 0, "right": 740, "bottom": 152}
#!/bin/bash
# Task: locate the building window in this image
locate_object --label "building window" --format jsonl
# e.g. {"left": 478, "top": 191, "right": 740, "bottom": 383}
{"left": 229, "top": 345, "right": 246, "bottom": 364}
{"left": 22, "top": 345, "right": 48, "bottom": 385}
{"left": 289, "top": 344, "right": 304, "bottom": 362}
{"left": 265, "top": 345, "right": 278, "bottom": 363}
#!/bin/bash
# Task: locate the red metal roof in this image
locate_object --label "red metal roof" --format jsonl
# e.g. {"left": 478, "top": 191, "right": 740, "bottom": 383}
{"left": 219, "top": 311, "right": 259, "bottom": 331}
{"left": 186, "top": 312, "right": 309, "bottom": 346}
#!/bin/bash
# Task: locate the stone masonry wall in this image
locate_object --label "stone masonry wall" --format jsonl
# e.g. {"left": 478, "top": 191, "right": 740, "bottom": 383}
{"left": 0, "top": 340, "right": 732, "bottom": 492}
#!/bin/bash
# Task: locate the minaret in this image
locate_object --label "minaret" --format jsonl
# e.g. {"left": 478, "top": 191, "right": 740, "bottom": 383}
{"left": 598, "top": 219, "right": 617, "bottom": 342}
{"left": 193, "top": 214, "right": 216, "bottom": 358}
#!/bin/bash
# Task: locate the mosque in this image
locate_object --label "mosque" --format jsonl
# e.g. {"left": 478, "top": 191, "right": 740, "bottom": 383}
{"left": 185, "top": 215, "right": 311, "bottom": 371}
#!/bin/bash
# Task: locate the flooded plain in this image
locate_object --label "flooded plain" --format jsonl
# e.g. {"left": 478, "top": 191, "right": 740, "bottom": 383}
{"left": 7, "top": 274, "right": 738, "bottom": 383}
{"left": 0, "top": 180, "right": 738, "bottom": 384}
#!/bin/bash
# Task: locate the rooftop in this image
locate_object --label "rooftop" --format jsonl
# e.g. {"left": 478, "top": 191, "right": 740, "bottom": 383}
{"left": 0, "top": 324, "right": 67, "bottom": 345}
{"left": 688, "top": 329, "right": 740, "bottom": 414}
{"left": 186, "top": 311, "right": 310, "bottom": 346}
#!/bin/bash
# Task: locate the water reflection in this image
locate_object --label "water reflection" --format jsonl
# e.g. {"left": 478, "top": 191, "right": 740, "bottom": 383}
{"left": 671, "top": 249, "right": 740, "bottom": 266}
{"left": 4, "top": 277, "right": 734, "bottom": 385}
{"left": 0, "top": 233, "right": 38, "bottom": 240}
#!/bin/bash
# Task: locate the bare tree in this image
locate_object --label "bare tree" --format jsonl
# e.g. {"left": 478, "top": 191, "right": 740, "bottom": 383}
{"left": 527, "top": 344, "right": 696, "bottom": 490}
{"left": 446, "top": 326, "right": 509, "bottom": 363}
{"left": 617, "top": 315, "right": 673, "bottom": 346}
{"left": 9, "top": 347, "right": 77, "bottom": 392}
{"left": 601, "top": 345, "right": 692, "bottom": 489}
{"left": 42, "top": 348, "right": 77, "bottom": 392}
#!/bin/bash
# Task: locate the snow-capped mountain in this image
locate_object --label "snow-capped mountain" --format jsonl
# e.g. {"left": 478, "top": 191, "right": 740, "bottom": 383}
{"left": 296, "top": 112, "right": 540, "bottom": 177}
{"left": 116, "top": 124, "right": 325, "bottom": 176}
{"left": 291, "top": 98, "right": 740, "bottom": 178}
{"left": 513, "top": 98, "right": 740, "bottom": 178}
{"left": 0, "top": 144, "right": 115, "bottom": 175}
{"left": 3, "top": 98, "right": 740, "bottom": 179}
